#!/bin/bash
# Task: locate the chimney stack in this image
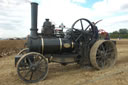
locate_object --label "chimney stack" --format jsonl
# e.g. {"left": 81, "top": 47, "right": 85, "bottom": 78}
{"left": 30, "top": 2, "right": 38, "bottom": 38}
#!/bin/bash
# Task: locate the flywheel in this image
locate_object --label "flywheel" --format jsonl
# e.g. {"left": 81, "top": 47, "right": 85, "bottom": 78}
{"left": 90, "top": 40, "right": 117, "bottom": 70}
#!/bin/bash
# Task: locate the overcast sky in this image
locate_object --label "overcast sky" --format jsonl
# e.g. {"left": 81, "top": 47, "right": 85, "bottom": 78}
{"left": 0, "top": 0, "right": 128, "bottom": 38}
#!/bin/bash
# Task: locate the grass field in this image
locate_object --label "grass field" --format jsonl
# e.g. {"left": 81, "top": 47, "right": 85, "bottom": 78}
{"left": 0, "top": 39, "right": 128, "bottom": 85}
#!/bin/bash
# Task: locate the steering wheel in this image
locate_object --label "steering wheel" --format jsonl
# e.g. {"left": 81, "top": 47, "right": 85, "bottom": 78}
{"left": 71, "top": 18, "right": 95, "bottom": 42}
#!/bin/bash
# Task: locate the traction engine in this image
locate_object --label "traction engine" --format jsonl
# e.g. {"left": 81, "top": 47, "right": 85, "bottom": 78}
{"left": 15, "top": 2, "right": 117, "bottom": 83}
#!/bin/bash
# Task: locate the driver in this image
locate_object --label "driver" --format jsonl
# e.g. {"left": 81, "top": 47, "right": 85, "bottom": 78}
{"left": 92, "top": 22, "right": 99, "bottom": 39}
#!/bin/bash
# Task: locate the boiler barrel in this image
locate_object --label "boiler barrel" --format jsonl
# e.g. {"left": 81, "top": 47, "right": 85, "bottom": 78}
{"left": 41, "top": 38, "right": 75, "bottom": 54}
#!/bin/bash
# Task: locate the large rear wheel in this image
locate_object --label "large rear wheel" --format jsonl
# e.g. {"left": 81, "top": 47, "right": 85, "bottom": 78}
{"left": 90, "top": 40, "right": 117, "bottom": 70}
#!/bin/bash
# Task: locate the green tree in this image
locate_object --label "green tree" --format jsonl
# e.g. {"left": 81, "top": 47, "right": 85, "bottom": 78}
{"left": 112, "top": 31, "right": 119, "bottom": 34}
{"left": 109, "top": 28, "right": 128, "bottom": 38}
{"left": 119, "top": 28, "right": 128, "bottom": 34}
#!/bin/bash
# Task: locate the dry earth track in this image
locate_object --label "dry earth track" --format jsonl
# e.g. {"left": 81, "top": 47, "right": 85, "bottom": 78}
{"left": 0, "top": 39, "right": 128, "bottom": 85}
{"left": 0, "top": 40, "right": 25, "bottom": 57}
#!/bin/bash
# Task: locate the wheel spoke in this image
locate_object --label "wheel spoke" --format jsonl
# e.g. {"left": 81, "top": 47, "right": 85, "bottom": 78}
{"left": 75, "top": 33, "right": 83, "bottom": 42}
{"left": 85, "top": 25, "right": 90, "bottom": 31}
{"left": 36, "top": 58, "right": 43, "bottom": 65}
{"left": 100, "top": 59, "right": 105, "bottom": 67}
{"left": 30, "top": 72, "right": 33, "bottom": 80}
{"left": 24, "top": 70, "right": 31, "bottom": 78}
{"left": 101, "top": 44, "right": 106, "bottom": 52}
{"left": 106, "top": 52, "right": 112, "bottom": 56}
{"left": 34, "top": 55, "right": 39, "bottom": 62}
{"left": 27, "top": 58, "right": 32, "bottom": 65}
{"left": 97, "top": 49, "right": 102, "bottom": 55}
{"left": 80, "top": 19, "right": 84, "bottom": 30}
{"left": 106, "top": 48, "right": 114, "bottom": 53}
{"left": 19, "top": 67, "right": 29, "bottom": 71}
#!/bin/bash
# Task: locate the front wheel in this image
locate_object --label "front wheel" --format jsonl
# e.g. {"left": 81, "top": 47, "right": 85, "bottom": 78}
{"left": 17, "top": 52, "right": 48, "bottom": 83}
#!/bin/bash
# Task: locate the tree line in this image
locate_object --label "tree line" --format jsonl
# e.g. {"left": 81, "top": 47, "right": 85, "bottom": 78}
{"left": 109, "top": 28, "right": 128, "bottom": 38}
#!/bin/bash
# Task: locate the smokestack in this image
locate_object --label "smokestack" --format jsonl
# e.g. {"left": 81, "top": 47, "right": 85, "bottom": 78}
{"left": 30, "top": 2, "right": 38, "bottom": 38}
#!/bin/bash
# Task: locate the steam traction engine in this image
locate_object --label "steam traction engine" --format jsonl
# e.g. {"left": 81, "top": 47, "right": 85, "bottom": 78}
{"left": 15, "top": 2, "right": 117, "bottom": 83}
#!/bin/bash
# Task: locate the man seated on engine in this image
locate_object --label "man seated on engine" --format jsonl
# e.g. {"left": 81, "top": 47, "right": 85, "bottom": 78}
{"left": 41, "top": 19, "right": 55, "bottom": 37}
{"left": 92, "top": 22, "right": 99, "bottom": 39}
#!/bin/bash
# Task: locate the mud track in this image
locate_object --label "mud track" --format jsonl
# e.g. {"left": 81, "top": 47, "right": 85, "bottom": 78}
{"left": 0, "top": 39, "right": 128, "bottom": 85}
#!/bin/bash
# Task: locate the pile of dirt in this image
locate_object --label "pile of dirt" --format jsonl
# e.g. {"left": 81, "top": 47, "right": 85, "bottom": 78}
{"left": 0, "top": 40, "right": 26, "bottom": 57}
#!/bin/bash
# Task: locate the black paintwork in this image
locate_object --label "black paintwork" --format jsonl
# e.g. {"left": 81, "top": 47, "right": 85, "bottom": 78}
{"left": 15, "top": 2, "right": 117, "bottom": 83}
{"left": 15, "top": 2, "right": 102, "bottom": 66}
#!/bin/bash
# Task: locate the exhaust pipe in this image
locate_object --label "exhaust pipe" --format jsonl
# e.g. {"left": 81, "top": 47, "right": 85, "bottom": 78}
{"left": 30, "top": 2, "right": 38, "bottom": 38}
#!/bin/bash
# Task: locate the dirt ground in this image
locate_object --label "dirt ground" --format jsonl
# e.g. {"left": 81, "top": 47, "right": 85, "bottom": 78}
{"left": 0, "top": 39, "right": 128, "bottom": 85}
{"left": 0, "top": 40, "right": 25, "bottom": 57}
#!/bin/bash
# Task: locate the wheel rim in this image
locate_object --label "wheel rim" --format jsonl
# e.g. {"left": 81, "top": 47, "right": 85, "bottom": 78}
{"left": 71, "top": 18, "right": 96, "bottom": 42}
{"left": 90, "top": 40, "right": 117, "bottom": 70}
{"left": 17, "top": 52, "right": 48, "bottom": 83}
{"left": 72, "top": 18, "right": 94, "bottom": 31}
{"left": 17, "top": 48, "right": 29, "bottom": 55}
